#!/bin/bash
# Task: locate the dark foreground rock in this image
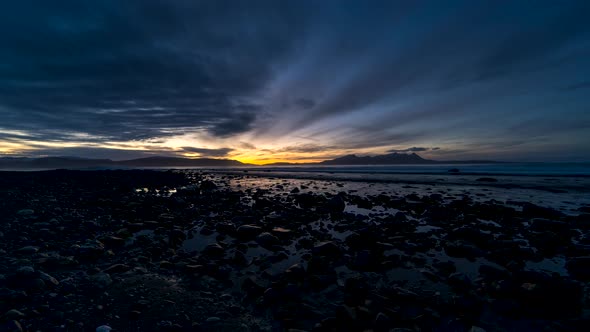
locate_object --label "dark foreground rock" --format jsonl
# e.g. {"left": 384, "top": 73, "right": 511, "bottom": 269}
{"left": 0, "top": 169, "right": 589, "bottom": 331}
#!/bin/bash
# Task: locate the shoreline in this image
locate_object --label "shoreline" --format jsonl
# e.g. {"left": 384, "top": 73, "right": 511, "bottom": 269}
{"left": 1, "top": 170, "right": 589, "bottom": 331}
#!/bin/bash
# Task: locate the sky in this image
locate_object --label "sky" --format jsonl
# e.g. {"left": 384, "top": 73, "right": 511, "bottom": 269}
{"left": 1, "top": 0, "right": 589, "bottom": 164}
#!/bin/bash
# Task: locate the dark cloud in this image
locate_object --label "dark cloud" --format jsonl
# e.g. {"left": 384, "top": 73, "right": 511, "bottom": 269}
{"left": 239, "top": 142, "right": 256, "bottom": 150}
{"left": 27, "top": 147, "right": 175, "bottom": 160}
{"left": 180, "top": 147, "right": 233, "bottom": 157}
{"left": 278, "top": 144, "right": 337, "bottom": 154}
{"left": 0, "top": 0, "right": 310, "bottom": 141}
{"left": 1, "top": 1, "right": 589, "bottom": 161}
{"left": 387, "top": 147, "right": 440, "bottom": 153}
{"left": 208, "top": 112, "right": 257, "bottom": 137}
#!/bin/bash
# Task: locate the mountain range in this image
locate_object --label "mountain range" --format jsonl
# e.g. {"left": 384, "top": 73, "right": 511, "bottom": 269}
{"left": 0, "top": 153, "right": 498, "bottom": 169}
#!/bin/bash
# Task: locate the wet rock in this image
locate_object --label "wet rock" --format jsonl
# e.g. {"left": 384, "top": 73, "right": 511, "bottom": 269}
{"left": 433, "top": 260, "right": 456, "bottom": 276}
{"left": 2, "top": 309, "right": 25, "bottom": 320}
{"left": 256, "top": 232, "right": 280, "bottom": 247}
{"left": 0, "top": 320, "right": 23, "bottom": 332}
{"left": 16, "top": 209, "right": 35, "bottom": 216}
{"left": 128, "top": 310, "right": 141, "bottom": 320}
{"left": 445, "top": 241, "right": 484, "bottom": 259}
{"left": 200, "top": 180, "right": 217, "bottom": 191}
{"left": 203, "top": 243, "right": 225, "bottom": 258}
{"left": 232, "top": 250, "right": 248, "bottom": 266}
{"left": 285, "top": 264, "right": 306, "bottom": 282}
{"left": 39, "top": 271, "right": 59, "bottom": 287}
{"left": 374, "top": 312, "right": 391, "bottom": 332}
{"left": 89, "top": 272, "right": 112, "bottom": 289}
{"left": 271, "top": 227, "right": 292, "bottom": 239}
{"left": 15, "top": 266, "right": 36, "bottom": 278}
{"left": 312, "top": 241, "right": 341, "bottom": 257}
{"left": 349, "top": 250, "right": 383, "bottom": 271}
{"left": 15, "top": 246, "right": 39, "bottom": 255}
{"left": 566, "top": 256, "right": 590, "bottom": 281}
{"left": 394, "top": 211, "right": 407, "bottom": 221}
{"left": 168, "top": 229, "right": 187, "bottom": 246}
{"left": 478, "top": 264, "right": 510, "bottom": 280}
{"left": 469, "top": 326, "right": 486, "bottom": 332}
{"left": 95, "top": 325, "right": 112, "bottom": 332}
{"left": 102, "top": 236, "right": 125, "bottom": 248}
{"left": 77, "top": 242, "right": 105, "bottom": 261}
{"left": 295, "top": 193, "right": 321, "bottom": 209}
{"left": 242, "top": 276, "right": 265, "bottom": 296}
{"left": 103, "top": 264, "right": 131, "bottom": 274}
{"left": 236, "top": 225, "right": 262, "bottom": 240}
{"left": 529, "top": 218, "right": 569, "bottom": 233}
{"left": 448, "top": 272, "right": 472, "bottom": 291}
{"left": 216, "top": 222, "right": 236, "bottom": 235}
{"left": 345, "top": 232, "right": 374, "bottom": 250}
{"left": 510, "top": 271, "right": 583, "bottom": 316}
{"left": 522, "top": 203, "right": 564, "bottom": 219}
{"left": 326, "top": 195, "right": 346, "bottom": 214}
{"left": 344, "top": 276, "right": 369, "bottom": 305}
{"left": 0, "top": 288, "right": 28, "bottom": 303}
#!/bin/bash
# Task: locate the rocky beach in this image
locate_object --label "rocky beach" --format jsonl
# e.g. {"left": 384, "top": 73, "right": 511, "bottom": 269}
{"left": 1, "top": 169, "right": 590, "bottom": 332}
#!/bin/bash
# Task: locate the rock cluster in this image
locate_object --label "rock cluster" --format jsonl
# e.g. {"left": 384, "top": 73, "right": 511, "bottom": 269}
{"left": 0, "top": 170, "right": 589, "bottom": 331}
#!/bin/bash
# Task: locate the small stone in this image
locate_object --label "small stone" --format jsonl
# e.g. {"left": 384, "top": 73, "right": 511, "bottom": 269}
{"left": 129, "top": 310, "right": 141, "bottom": 320}
{"left": 17, "top": 209, "right": 35, "bottom": 216}
{"left": 103, "top": 264, "right": 131, "bottom": 274}
{"left": 2, "top": 309, "right": 25, "bottom": 320}
{"left": 39, "top": 271, "right": 59, "bottom": 287}
{"left": 89, "top": 272, "right": 112, "bottom": 289}
{"left": 0, "top": 320, "right": 23, "bottom": 332}
{"left": 205, "top": 317, "right": 221, "bottom": 323}
{"left": 16, "top": 266, "right": 36, "bottom": 277}
{"left": 15, "top": 246, "right": 39, "bottom": 255}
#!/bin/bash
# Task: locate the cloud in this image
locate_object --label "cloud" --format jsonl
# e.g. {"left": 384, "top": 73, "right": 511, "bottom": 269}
{"left": 24, "top": 147, "right": 175, "bottom": 160}
{"left": 239, "top": 142, "right": 256, "bottom": 150}
{"left": 0, "top": 1, "right": 309, "bottom": 141}
{"left": 387, "top": 147, "right": 440, "bottom": 153}
{"left": 277, "top": 144, "right": 337, "bottom": 153}
{"left": 180, "top": 147, "right": 233, "bottom": 157}
{"left": 1, "top": 1, "right": 589, "bottom": 161}
{"left": 208, "top": 112, "right": 257, "bottom": 137}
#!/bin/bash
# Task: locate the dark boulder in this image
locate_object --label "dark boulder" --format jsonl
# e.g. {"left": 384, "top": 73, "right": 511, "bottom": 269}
{"left": 566, "top": 256, "right": 590, "bottom": 281}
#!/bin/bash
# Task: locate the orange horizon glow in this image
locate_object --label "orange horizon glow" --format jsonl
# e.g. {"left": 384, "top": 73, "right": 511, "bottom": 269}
{"left": 1, "top": 128, "right": 449, "bottom": 164}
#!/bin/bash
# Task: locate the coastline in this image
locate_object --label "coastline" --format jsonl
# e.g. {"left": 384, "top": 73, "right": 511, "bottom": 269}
{"left": 1, "top": 169, "right": 589, "bottom": 331}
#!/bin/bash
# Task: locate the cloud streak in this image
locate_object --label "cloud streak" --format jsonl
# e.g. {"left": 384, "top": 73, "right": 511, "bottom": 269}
{"left": 387, "top": 147, "right": 440, "bottom": 153}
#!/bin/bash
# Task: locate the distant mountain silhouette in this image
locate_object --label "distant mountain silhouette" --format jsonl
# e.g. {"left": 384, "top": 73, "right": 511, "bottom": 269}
{"left": 320, "top": 152, "right": 431, "bottom": 165}
{"left": 0, "top": 156, "right": 246, "bottom": 169}
{"left": 264, "top": 153, "right": 500, "bottom": 166}
{"left": 0, "top": 153, "right": 500, "bottom": 169}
